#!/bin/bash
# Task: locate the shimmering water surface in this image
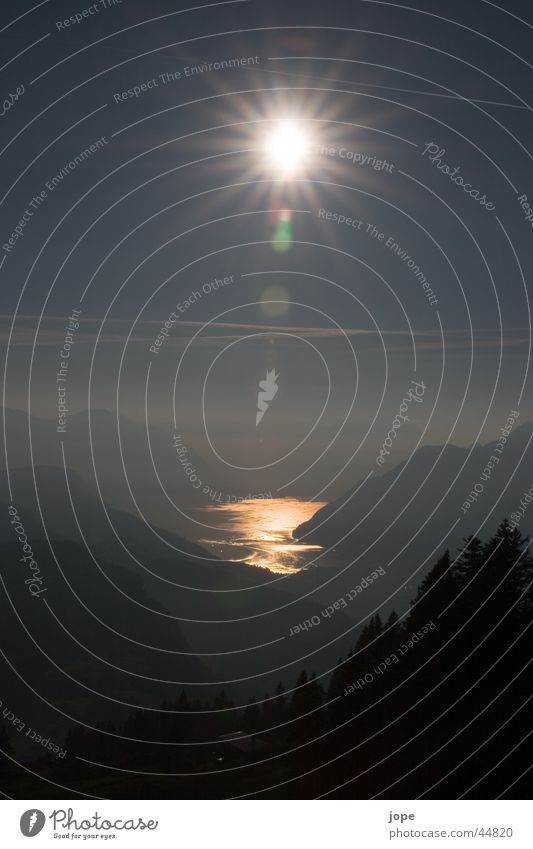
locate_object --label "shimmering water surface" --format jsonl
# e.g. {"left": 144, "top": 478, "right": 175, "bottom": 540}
{"left": 198, "top": 497, "right": 327, "bottom": 573}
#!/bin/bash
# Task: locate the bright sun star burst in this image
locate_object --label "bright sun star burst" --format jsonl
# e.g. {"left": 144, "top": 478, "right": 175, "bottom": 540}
{"left": 265, "top": 120, "right": 309, "bottom": 173}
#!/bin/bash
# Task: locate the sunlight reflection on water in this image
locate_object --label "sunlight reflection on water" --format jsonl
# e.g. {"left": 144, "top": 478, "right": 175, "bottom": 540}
{"left": 198, "top": 497, "right": 326, "bottom": 573}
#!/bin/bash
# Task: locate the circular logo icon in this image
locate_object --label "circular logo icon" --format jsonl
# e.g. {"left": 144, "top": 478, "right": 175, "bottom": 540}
{"left": 20, "top": 810, "right": 46, "bottom": 837}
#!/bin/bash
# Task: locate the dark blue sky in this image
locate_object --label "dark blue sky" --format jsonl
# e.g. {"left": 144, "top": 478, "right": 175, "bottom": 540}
{"left": 2, "top": 0, "right": 532, "bottom": 501}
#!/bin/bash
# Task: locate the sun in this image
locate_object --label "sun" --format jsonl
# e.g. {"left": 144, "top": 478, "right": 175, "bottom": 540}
{"left": 265, "top": 120, "right": 310, "bottom": 174}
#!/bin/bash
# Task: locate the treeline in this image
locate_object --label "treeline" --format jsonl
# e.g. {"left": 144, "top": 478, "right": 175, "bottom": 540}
{"left": 2, "top": 520, "right": 533, "bottom": 798}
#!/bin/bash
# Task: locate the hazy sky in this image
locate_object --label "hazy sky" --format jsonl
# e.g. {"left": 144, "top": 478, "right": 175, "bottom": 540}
{"left": 2, "top": 0, "right": 532, "bottom": 502}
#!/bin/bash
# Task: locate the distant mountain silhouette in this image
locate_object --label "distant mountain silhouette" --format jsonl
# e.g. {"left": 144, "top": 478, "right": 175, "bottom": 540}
{"left": 294, "top": 421, "right": 533, "bottom": 560}
{"left": 0, "top": 537, "right": 210, "bottom": 757}
{"left": 1, "top": 407, "right": 211, "bottom": 526}
{"left": 1, "top": 464, "right": 358, "bottom": 700}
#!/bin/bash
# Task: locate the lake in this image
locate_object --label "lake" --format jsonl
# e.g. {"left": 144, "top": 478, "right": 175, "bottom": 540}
{"left": 196, "top": 497, "right": 327, "bottom": 573}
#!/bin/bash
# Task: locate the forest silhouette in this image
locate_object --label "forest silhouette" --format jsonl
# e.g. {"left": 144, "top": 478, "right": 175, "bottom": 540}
{"left": 2, "top": 519, "right": 532, "bottom": 799}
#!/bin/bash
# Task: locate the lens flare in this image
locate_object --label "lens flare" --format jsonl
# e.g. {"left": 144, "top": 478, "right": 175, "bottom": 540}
{"left": 260, "top": 284, "right": 289, "bottom": 317}
{"left": 271, "top": 208, "right": 293, "bottom": 252}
